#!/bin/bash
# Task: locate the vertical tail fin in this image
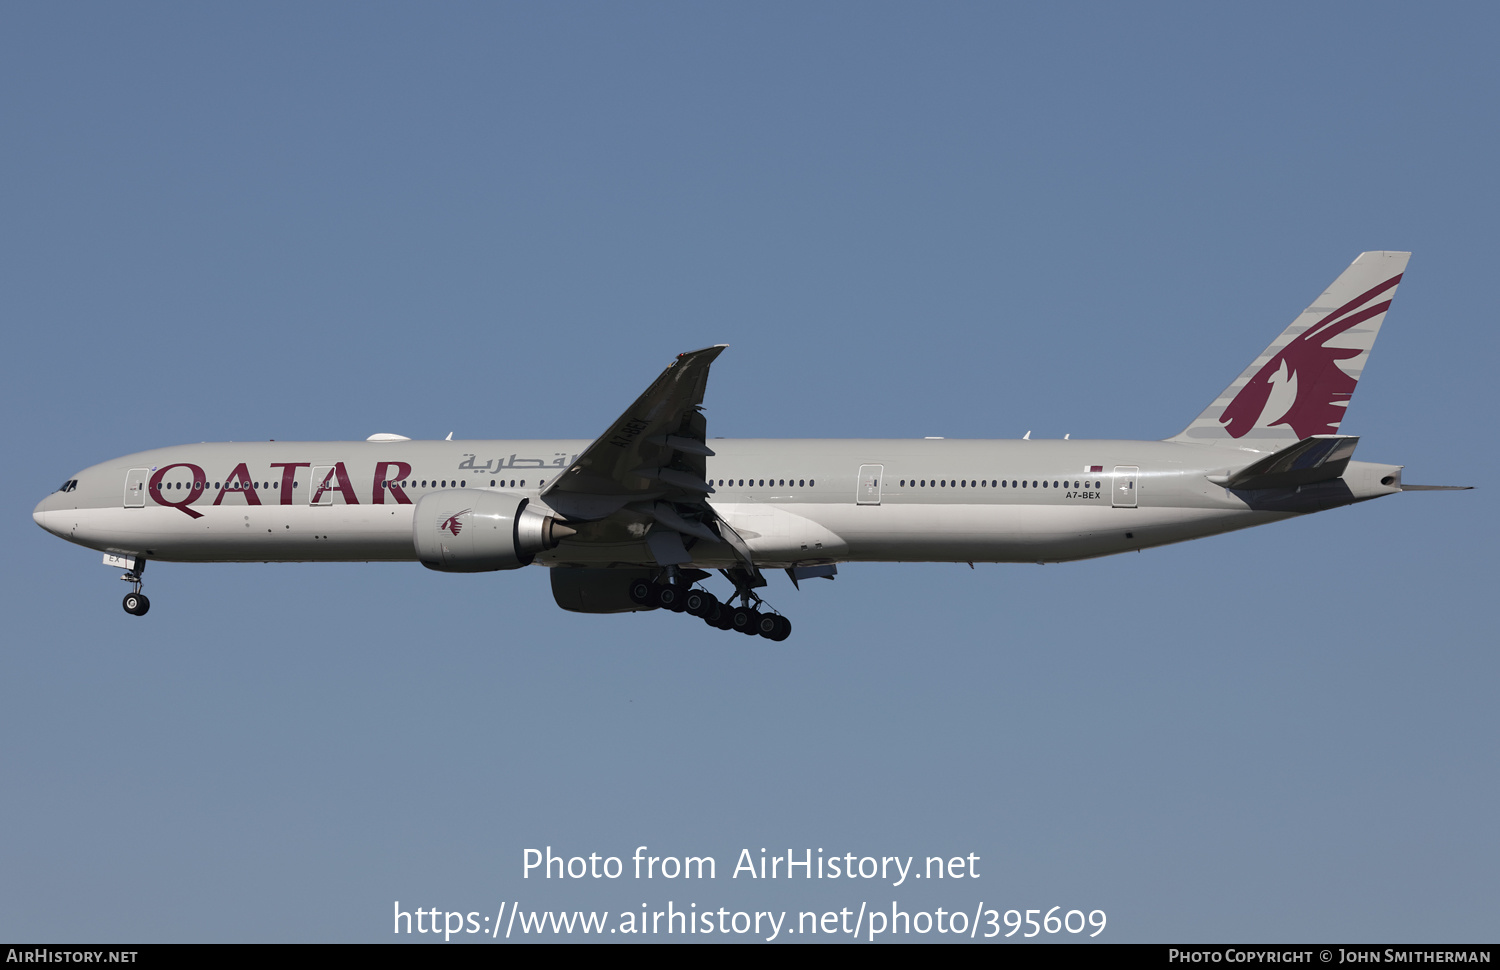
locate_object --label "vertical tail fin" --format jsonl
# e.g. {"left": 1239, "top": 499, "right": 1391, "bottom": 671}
{"left": 1170, "top": 251, "right": 1410, "bottom": 450}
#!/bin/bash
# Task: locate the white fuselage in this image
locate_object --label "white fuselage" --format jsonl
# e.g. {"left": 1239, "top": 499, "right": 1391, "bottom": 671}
{"left": 32, "top": 438, "right": 1404, "bottom": 569}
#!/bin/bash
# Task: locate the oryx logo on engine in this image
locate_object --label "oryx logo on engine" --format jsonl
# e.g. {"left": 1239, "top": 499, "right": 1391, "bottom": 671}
{"left": 440, "top": 510, "right": 472, "bottom": 536}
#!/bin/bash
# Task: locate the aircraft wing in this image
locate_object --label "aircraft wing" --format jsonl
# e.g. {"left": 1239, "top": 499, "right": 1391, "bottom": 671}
{"left": 540, "top": 346, "right": 727, "bottom": 523}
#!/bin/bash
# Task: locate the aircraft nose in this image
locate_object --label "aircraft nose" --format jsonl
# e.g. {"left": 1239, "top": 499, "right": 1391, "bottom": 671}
{"left": 33, "top": 492, "right": 61, "bottom": 535}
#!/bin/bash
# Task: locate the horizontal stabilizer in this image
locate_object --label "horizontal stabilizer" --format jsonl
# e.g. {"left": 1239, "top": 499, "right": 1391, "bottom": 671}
{"left": 1210, "top": 435, "right": 1359, "bottom": 490}
{"left": 1399, "top": 484, "right": 1473, "bottom": 491}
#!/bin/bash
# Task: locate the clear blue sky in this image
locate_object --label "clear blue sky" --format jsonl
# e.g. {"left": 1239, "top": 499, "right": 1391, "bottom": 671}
{"left": 3, "top": 3, "right": 1495, "bottom": 942}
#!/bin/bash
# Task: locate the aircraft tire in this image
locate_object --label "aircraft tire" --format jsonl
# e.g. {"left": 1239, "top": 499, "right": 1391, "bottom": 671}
{"left": 684, "top": 589, "right": 716, "bottom": 618}
{"left": 730, "top": 607, "right": 759, "bottom": 635}
{"left": 656, "top": 585, "right": 687, "bottom": 612}
{"left": 762, "top": 615, "right": 792, "bottom": 641}
{"left": 123, "top": 593, "right": 149, "bottom": 616}
{"left": 628, "top": 578, "right": 654, "bottom": 606}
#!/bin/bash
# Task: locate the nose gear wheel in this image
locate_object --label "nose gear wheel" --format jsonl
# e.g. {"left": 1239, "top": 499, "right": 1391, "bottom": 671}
{"left": 119, "top": 563, "right": 150, "bottom": 617}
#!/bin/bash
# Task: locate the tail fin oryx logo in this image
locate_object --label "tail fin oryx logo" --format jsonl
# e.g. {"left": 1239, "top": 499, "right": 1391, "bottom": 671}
{"left": 1220, "top": 273, "right": 1403, "bottom": 439}
{"left": 440, "top": 509, "right": 471, "bottom": 536}
{"left": 1170, "top": 251, "right": 1409, "bottom": 449}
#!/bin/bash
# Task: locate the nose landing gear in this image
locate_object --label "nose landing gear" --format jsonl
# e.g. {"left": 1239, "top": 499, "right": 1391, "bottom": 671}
{"left": 119, "top": 559, "right": 149, "bottom": 616}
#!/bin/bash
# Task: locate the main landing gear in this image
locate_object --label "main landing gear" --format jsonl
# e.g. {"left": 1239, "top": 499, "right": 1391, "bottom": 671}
{"left": 120, "top": 561, "right": 150, "bottom": 616}
{"left": 627, "top": 567, "right": 792, "bottom": 642}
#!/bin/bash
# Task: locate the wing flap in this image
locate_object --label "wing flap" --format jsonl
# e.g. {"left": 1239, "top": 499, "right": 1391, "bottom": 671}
{"left": 632, "top": 502, "right": 722, "bottom": 543}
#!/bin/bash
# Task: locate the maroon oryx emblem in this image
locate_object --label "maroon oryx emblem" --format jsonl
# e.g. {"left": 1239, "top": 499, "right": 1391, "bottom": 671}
{"left": 440, "top": 509, "right": 471, "bottom": 536}
{"left": 1220, "top": 273, "right": 1401, "bottom": 439}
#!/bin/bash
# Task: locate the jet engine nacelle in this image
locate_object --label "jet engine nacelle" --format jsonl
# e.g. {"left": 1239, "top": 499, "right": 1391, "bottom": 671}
{"left": 412, "top": 490, "right": 573, "bottom": 572}
{"left": 550, "top": 566, "right": 657, "bottom": 613}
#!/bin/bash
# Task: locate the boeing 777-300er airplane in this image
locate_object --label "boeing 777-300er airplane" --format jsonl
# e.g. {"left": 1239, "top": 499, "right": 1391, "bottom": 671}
{"left": 34, "top": 251, "right": 1467, "bottom": 640}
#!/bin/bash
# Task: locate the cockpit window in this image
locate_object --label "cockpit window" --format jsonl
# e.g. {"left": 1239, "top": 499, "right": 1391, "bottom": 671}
{"left": 56, "top": 479, "right": 77, "bottom": 493}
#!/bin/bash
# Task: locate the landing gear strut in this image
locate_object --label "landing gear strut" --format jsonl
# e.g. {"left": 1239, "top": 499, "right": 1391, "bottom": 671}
{"left": 714, "top": 566, "right": 791, "bottom": 641}
{"left": 120, "top": 559, "right": 149, "bottom": 616}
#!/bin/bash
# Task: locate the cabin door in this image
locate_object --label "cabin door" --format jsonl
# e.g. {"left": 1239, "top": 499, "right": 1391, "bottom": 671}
{"left": 1112, "top": 465, "right": 1139, "bottom": 508}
